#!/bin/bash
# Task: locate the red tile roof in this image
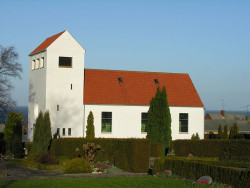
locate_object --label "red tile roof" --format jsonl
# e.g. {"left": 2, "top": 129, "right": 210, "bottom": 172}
{"left": 29, "top": 31, "right": 65, "bottom": 56}
{"left": 84, "top": 69, "right": 204, "bottom": 107}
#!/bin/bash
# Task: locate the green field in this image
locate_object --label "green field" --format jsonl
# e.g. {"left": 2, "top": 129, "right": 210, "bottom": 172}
{"left": 0, "top": 176, "right": 223, "bottom": 188}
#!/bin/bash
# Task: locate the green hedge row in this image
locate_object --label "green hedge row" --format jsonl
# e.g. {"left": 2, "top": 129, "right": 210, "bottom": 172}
{"left": 172, "top": 140, "right": 250, "bottom": 160}
{"left": 153, "top": 157, "right": 250, "bottom": 188}
{"left": 150, "top": 143, "right": 162, "bottom": 157}
{"left": 50, "top": 138, "right": 151, "bottom": 173}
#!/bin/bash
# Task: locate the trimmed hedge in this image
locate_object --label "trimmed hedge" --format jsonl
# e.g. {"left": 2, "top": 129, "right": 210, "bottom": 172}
{"left": 172, "top": 140, "right": 250, "bottom": 160}
{"left": 50, "top": 138, "right": 151, "bottom": 173}
{"left": 150, "top": 143, "right": 162, "bottom": 157}
{"left": 153, "top": 157, "right": 250, "bottom": 188}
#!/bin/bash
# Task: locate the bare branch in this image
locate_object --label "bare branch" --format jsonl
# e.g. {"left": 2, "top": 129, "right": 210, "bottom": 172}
{"left": 0, "top": 45, "right": 22, "bottom": 121}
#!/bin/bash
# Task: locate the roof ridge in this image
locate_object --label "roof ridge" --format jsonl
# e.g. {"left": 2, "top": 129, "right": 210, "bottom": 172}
{"left": 29, "top": 30, "right": 66, "bottom": 56}
{"left": 85, "top": 68, "right": 188, "bottom": 75}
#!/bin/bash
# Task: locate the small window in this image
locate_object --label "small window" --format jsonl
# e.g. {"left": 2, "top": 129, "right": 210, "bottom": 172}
{"left": 57, "top": 128, "right": 60, "bottom": 135}
{"left": 179, "top": 113, "right": 188, "bottom": 132}
{"left": 71, "top": 84, "right": 72, "bottom": 90}
{"left": 141, "top": 113, "right": 147, "bottom": 132}
{"left": 36, "top": 59, "right": 40, "bottom": 69}
{"left": 40, "top": 57, "right": 44, "bottom": 68}
{"left": 101, "top": 112, "right": 112, "bottom": 132}
{"left": 68, "top": 128, "right": 71, "bottom": 136}
{"left": 63, "top": 128, "right": 65, "bottom": 136}
{"left": 57, "top": 105, "right": 59, "bottom": 111}
{"left": 32, "top": 60, "right": 35, "bottom": 70}
{"left": 59, "top": 57, "right": 72, "bottom": 67}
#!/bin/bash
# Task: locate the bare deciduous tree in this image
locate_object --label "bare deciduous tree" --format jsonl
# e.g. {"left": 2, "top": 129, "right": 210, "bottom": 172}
{"left": 0, "top": 45, "right": 22, "bottom": 121}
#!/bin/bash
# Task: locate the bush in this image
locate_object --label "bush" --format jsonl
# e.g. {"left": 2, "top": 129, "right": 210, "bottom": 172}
{"left": 27, "top": 152, "right": 59, "bottom": 165}
{"left": 62, "top": 158, "right": 92, "bottom": 174}
{"left": 172, "top": 140, "right": 250, "bottom": 161}
{"left": 191, "top": 133, "right": 200, "bottom": 140}
{"left": 36, "top": 153, "right": 59, "bottom": 165}
{"left": 50, "top": 138, "right": 151, "bottom": 173}
{"left": 153, "top": 157, "right": 250, "bottom": 188}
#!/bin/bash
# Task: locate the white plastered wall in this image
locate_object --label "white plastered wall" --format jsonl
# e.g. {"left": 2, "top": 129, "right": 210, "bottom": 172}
{"left": 28, "top": 52, "right": 47, "bottom": 140}
{"left": 45, "top": 31, "right": 85, "bottom": 137}
{"left": 84, "top": 104, "right": 204, "bottom": 139}
{"left": 28, "top": 31, "right": 85, "bottom": 140}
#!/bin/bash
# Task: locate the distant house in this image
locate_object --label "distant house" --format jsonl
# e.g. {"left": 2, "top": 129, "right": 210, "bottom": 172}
{"left": 205, "top": 110, "right": 246, "bottom": 121}
{"left": 204, "top": 110, "right": 250, "bottom": 138}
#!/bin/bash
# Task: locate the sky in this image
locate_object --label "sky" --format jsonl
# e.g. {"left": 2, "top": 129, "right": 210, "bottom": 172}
{"left": 1, "top": 0, "right": 249, "bottom": 111}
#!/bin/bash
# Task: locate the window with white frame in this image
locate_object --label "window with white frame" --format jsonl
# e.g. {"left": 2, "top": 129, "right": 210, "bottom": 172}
{"left": 63, "top": 128, "right": 65, "bottom": 136}
{"left": 40, "top": 57, "right": 44, "bottom": 68}
{"left": 35, "top": 59, "right": 39, "bottom": 69}
{"left": 57, "top": 128, "right": 60, "bottom": 136}
{"left": 179, "top": 113, "right": 188, "bottom": 132}
{"left": 141, "top": 113, "right": 147, "bottom": 132}
{"left": 101, "top": 112, "right": 112, "bottom": 132}
{"left": 68, "top": 128, "right": 71, "bottom": 136}
{"left": 32, "top": 60, "right": 35, "bottom": 70}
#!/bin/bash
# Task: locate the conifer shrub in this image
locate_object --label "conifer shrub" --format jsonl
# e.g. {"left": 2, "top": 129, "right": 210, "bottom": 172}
{"left": 62, "top": 158, "right": 92, "bottom": 174}
{"left": 4, "top": 112, "right": 23, "bottom": 158}
{"left": 86, "top": 111, "right": 95, "bottom": 139}
{"left": 31, "top": 111, "right": 52, "bottom": 153}
{"left": 223, "top": 125, "right": 228, "bottom": 139}
{"left": 217, "top": 125, "right": 222, "bottom": 139}
{"left": 229, "top": 122, "right": 239, "bottom": 139}
{"left": 147, "top": 86, "right": 172, "bottom": 156}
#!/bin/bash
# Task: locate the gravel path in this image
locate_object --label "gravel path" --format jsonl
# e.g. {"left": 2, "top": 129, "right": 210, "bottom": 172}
{"left": 0, "top": 161, "right": 148, "bottom": 181}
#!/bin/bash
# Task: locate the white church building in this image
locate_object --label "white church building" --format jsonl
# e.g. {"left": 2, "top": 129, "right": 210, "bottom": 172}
{"left": 28, "top": 30, "right": 204, "bottom": 141}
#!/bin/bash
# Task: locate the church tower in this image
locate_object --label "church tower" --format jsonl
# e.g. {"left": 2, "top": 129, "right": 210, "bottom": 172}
{"left": 28, "top": 30, "right": 85, "bottom": 140}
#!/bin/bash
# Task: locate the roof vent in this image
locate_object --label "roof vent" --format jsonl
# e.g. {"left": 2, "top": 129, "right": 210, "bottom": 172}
{"left": 118, "top": 77, "right": 123, "bottom": 82}
{"left": 154, "top": 79, "right": 159, "bottom": 84}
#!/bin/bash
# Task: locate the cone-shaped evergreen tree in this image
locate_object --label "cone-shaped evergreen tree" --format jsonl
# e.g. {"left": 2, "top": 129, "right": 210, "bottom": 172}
{"left": 86, "top": 111, "right": 95, "bottom": 138}
{"left": 146, "top": 86, "right": 172, "bottom": 155}
{"left": 4, "top": 112, "right": 23, "bottom": 157}
{"left": 41, "top": 111, "right": 52, "bottom": 152}
{"left": 217, "top": 125, "right": 222, "bottom": 139}
{"left": 12, "top": 113, "right": 23, "bottom": 158}
{"left": 31, "top": 111, "right": 44, "bottom": 153}
{"left": 31, "top": 111, "right": 52, "bottom": 153}
{"left": 229, "top": 122, "right": 239, "bottom": 139}
{"left": 223, "top": 124, "right": 228, "bottom": 139}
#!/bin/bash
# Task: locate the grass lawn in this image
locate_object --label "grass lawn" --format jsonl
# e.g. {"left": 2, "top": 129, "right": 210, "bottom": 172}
{"left": 0, "top": 176, "right": 223, "bottom": 188}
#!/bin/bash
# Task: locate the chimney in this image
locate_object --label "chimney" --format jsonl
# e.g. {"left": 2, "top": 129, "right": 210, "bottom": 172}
{"left": 221, "top": 110, "right": 225, "bottom": 117}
